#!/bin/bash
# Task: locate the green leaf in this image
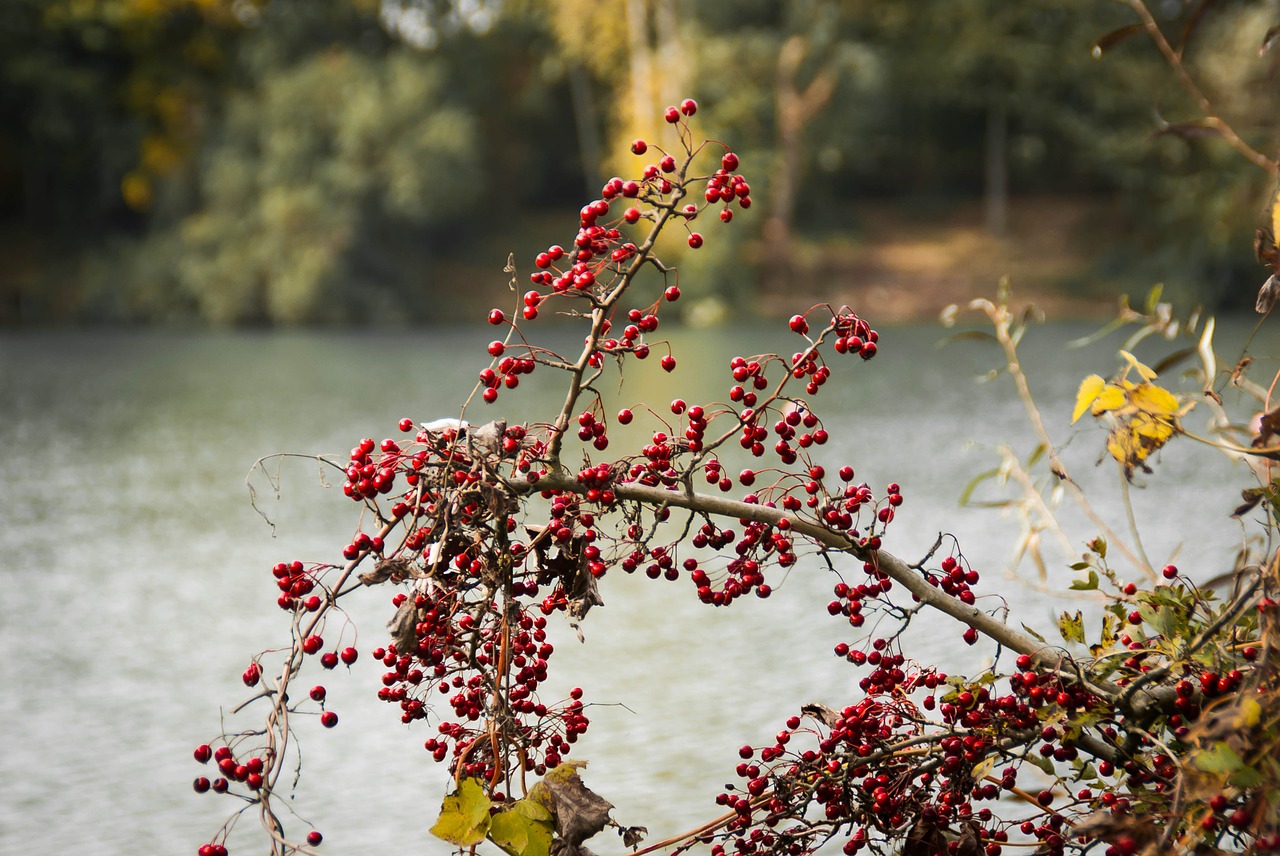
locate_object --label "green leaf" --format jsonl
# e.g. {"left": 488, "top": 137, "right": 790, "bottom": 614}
{"left": 430, "top": 777, "right": 492, "bottom": 846}
{"left": 1193, "top": 742, "right": 1244, "bottom": 775}
{"left": 1022, "top": 624, "right": 1047, "bottom": 643}
{"left": 1058, "top": 610, "right": 1086, "bottom": 645}
{"left": 1069, "top": 570, "right": 1099, "bottom": 591}
{"left": 490, "top": 797, "right": 554, "bottom": 856}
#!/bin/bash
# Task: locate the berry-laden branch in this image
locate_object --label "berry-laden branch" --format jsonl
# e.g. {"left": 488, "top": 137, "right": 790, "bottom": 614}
{"left": 193, "top": 102, "right": 1279, "bottom": 856}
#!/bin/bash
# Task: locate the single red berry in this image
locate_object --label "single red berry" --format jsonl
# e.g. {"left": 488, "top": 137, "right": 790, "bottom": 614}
{"left": 661, "top": 355, "right": 676, "bottom": 372}
{"left": 302, "top": 635, "right": 323, "bottom": 655}
{"left": 722, "top": 152, "right": 739, "bottom": 171}
{"left": 687, "top": 233, "right": 703, "bottom": 249}
{"left": 680, "top": 98, "right": 697, "bottom": 116}
{"left": 194, "top": 744, "right": 213, "bottom": 764}
{"left": 664, "top": 285, "right": 680, "bottom": 301}
{"left": 310, "top": 685, "right": 326, "bottom": 701}
{"left": 788, "top": 314, "right": 809, "bottom": 334}
{"left": 1128, "top": 610, "right": 1142, "bottom": 625}
{"left": 1162, "top": 564, "right": 1178, "bottom": 580}
{"left": 398, "top": 417, "right": 414, "bottom": 432}
{"left": 962, "top": 627, "right": 978, "bottom": 645}
{"left": 320, "top": 652, "right": 339, "bottom": 669}
{"left": 483, "top": 388, "right": 499, "bottom": 404}
{"left": 617, "top": 409, "right": 633, "bottom": 425}
{"left": 193, "top": 777, "right": 211, "bottom": 793}
{"left": 320, "top": 711, "right": 338, "bottom": 728}
{"left": 307, "top": 830, "right": 323, "bottom": 846}
{"left": 630, "top": 139, "right": 647, "bottom": 155}
{"left": 488, "top": 341, "right": 505, "bottom": 357}
{"left": 242, "top": 663, "right": 261, "bottom": 687}
{"left": 340, "top": 646, "right": 358, "bottom": 665}
{"left": 720, "top": 208, "right": 733, "bottom": 223}
{"left": 664, "top": 106, "right": 680, "bottom": 123}
{"left": 487, "top": 309, "right": 504, "bottom": 325}
{"left": 623, "top": 207, "right": 641, "bottom": 224}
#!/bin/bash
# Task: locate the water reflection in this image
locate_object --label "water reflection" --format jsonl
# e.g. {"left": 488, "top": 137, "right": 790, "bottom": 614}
{"left": 0, "top": 321, "right": 1270, "bottom": 853}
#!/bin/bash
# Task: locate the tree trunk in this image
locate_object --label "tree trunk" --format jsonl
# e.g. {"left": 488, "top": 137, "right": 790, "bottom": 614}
{"left": 984, "top": 102, "right": 1008, "bottom": 236}
{"left": 568, "top": 65, "right": 602, "bottom": 195}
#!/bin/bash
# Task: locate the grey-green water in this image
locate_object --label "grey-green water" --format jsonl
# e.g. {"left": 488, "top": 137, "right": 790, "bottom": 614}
{"left": 0, "top": 321, "right": 1269, "bottom": 854}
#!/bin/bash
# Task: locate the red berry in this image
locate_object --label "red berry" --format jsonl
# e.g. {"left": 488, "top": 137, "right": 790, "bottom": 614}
{"left": 340, "top": 646, "right": 358, "bottom": 665}
{"left": 320, "top": 652, "right": 339, "bottom": 669}
{"left": 483, "top": 388, "right": 499, "bottom": 404}
{"left": 962, "top": 627, "right": 978, "bottom": 645}
{"left": 487, "top": 309, "right": 504, "bottom": 325}
{"left": 397, "top": 417, "right": 414, "bottom": 432}
{"left": 320, "top": 711, "right": 338, "bottom": 728}
{"left": 194, "top": 744, "right": 213, "bottom": 764}
{"left": 664, "top": 285, "right": 680, "bottom": 301}
{"left": 488, "top": 341, "right": 505, "bottom": 357}
{"left": 242, "top": 663, "right": 261, "bottom": 687}
{"left": 310, "top": 685, "right": 326, "bottom": 701}
{"left": 302, "top": 635, "right": 323, "bottom": 654}
{"left": 630, "top": 139, "right": 647, "bottom": 155}
{"left": 1162, "top": 564, "right": 1178, "bottom": 580}
{"left": 720, "top": 208, "right": 733, "bottom": 223}
{"left": 680, "top": 98, "right": 697, "bottom": 116}
{"left": 664, "top": 106, "right": 680, "bottom": 123}
{"left": 307, "top": 830, "right": 323, "bottom": 846}
{"left": 687, "top": 233, "right": 703, "bottom": 249}
{"left": 722, "top": 152, "right": 739, "bottom": 171}
{"left": 623, "top": 207, "right": 641, "bottom": 224}
{"left": 788, "top": 314, "right": 809, "bottom": 334}
{"left": 661, "top": 355, "right": 676, "bottom": 372}
{"left": 193, "top": 777, "right": 211, "bottom": 793}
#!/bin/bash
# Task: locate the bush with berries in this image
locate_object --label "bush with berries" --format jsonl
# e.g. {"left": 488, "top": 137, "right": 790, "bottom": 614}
{"left": 191, "top": 97, "right": 1280, "bottom": 856}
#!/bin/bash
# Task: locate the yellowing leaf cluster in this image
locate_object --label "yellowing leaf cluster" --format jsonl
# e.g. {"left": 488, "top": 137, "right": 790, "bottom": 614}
{"left": 1073, "top": 351, "right": 1188, "bottom": 479}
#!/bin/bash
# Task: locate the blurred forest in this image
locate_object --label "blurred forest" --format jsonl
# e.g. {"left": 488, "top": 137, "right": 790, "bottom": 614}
{"left": 0, "top": 0, "right": 1277, "bottom": 326}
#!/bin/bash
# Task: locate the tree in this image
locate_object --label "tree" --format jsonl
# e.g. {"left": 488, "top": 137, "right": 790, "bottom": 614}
{"left": 191, "top": 88, "right": 1280, "bottom": 856}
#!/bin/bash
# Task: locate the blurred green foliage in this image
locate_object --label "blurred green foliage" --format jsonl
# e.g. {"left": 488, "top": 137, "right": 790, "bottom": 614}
{"left": 0, "top": 0, "right": 1276, "bottom": 324}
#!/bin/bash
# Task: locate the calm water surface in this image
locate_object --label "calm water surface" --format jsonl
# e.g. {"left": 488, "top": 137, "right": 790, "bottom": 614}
{"left": 0, "top": 321, "right": 1271, "bottom": 854}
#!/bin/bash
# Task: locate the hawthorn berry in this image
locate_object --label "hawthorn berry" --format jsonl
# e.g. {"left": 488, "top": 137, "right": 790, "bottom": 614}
{"left": 630, "top": 139, "right": 647, "bottom": 155}
{"left": 680, "top": 98, "right": 697, "bottom": 115}
{"left": 320, "top": 711, "right": 338, "bottom": 728}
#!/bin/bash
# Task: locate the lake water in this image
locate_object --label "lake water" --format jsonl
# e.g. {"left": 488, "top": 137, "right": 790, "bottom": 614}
{"left": 0, "top": 318, "right": 1271, "bottom": 854}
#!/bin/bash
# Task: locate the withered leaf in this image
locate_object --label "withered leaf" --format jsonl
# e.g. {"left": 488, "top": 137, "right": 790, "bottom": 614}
{"left": 1261, "top": 23, "right": 1280, "bottom": 56}
{"left": 1257, "top": 274, "right": 1280, "bottom": 315}
{"left": 359, "top": 557, "right": 416, "bottom": 586}
{"left": 800, "top": 703, "right": 840, "bottom": 727}
{"left": 620, "top": 826, "right": 647, "bottom": 848}
{"left": 901, "top": 818, "right": 946, "bottom": 856}
{"left": 537, "top": 764, "right": 614, "bottom": 848}
{"left": 1232, "top": 489, "right": 1264, "bottom": 519}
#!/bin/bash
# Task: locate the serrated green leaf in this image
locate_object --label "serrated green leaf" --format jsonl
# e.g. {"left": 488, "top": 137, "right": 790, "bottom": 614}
{"left": 490, "top": 797, "right": 554, "bottom": 856}
{"left": 1070, "top": 570, "right": 1100, "bottom": 591}
{"left": 1058, "top": 610, "right": 1086, "bottom": 644}
{"left": 1025, "top": 753, "right": 1055, "bottom": 775}
{"left": 1193, "top": 742, "right": 1245, "bottom": 775}
{"left": 1230, "top": 766, "right": 1263, "bottom": 789}
{"left": 430, "top": 777, "right": 492, "bottom": 847}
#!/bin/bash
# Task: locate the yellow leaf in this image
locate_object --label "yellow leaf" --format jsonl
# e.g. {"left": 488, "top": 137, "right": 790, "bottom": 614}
{"left": 1237, "top": 697, "right": 1262, "bottom": 728}
{"left": 1073, "top": 375, "right": 1106, "bottom": 422}
{"left": 1120, "top": 350, "right": 1158, "bottom": 381}
{"left": 430, "top": 777, "right": 492, "bottom": 847}
{"left": 1091, "top": 384, "right": 1128, "bottom": 416}
{"left": 970, "top": 755, "right": 997, "bottom": 782}
{"left": 1129, "top": 383, "right": 1179, "bottom": 417}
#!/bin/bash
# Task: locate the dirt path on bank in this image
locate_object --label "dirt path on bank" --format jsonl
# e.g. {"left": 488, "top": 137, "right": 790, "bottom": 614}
{"left": 756, "top": 196, "right": 1125, "bottom": 323}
